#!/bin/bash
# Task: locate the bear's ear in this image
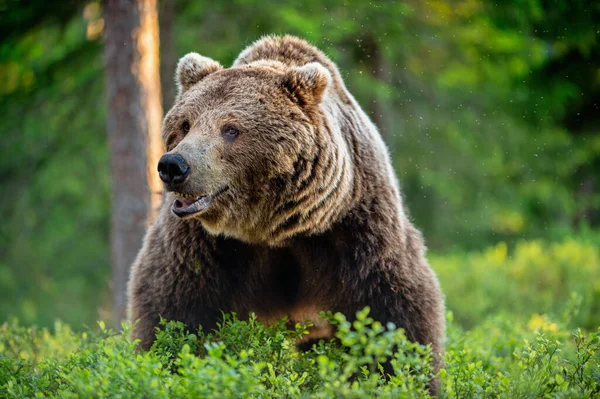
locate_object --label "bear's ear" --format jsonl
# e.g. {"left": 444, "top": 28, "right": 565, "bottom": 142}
{"left": 176, "top": 52, "right": 222, "bottom": 96}
{"left": 283, "top": 62, "right": 331, "bottom": 107}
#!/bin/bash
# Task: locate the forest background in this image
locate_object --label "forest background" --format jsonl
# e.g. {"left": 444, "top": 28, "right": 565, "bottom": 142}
{"left": 0, "top": 0, "right": 599, "bottom": 335}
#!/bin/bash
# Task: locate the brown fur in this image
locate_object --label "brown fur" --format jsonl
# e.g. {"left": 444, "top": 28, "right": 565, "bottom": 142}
{"left": 128, "top": 35, "right": 445, "bottom": 392}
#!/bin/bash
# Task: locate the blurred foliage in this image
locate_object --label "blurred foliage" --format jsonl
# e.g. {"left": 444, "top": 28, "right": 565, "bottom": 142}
{"left": 0, "top": 0, "right": 107, "bottom": 328}
{"left": 1, "top": 307, "right": 599, "bottom": 398}
{"left": 0, "top": 0, "right": 599, "bottom": 327}
{"left": 433, "top": 234, "right": 600, "bottom": 330}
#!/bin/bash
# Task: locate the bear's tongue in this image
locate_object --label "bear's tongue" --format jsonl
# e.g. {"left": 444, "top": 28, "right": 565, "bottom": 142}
{"left": 176, "top": 196, "right": 199, "bottom": 208}
{"left": 172, "top": 195, "right": 212, "bottom": 217}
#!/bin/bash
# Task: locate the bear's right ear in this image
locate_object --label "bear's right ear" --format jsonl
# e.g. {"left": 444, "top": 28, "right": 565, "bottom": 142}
{"left": 283, "top": 62, "right": 331, "bottom": 107}
{"left": 176, "top": 53, "right": 222, "bottom": 96}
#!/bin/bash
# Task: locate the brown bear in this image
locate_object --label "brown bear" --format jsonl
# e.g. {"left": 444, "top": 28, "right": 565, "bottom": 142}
{"left": 128, "top": 35, "right": 445, "bottom": 390}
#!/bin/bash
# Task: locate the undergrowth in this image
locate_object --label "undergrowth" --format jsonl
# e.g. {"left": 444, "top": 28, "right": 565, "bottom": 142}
{"left": 2, "top": 238, "right": 600, "bottom": 397}
{"left": 1, "top": 304, "right": 599, "bottom": 398}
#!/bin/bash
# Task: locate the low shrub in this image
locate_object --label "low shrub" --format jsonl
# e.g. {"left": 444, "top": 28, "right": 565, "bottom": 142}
{"left": 2, "top": 238, "right": 599, "bottom": 397}
{"left": 432, "top": 238, "right": 600, "bottom": 330}
{"left": 1, "top": 305, "right": 598, "bottom": 398}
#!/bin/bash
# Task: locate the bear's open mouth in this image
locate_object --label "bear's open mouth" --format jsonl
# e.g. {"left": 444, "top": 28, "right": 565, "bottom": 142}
{"left": 171, "top": 186, "right": 229, "bottom": 218}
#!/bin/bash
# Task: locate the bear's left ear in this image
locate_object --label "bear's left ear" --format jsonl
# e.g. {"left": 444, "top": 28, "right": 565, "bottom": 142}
{"left": 283, "top": 62, "right": 331, "bottom": 107}
{"left": 176, "top": 52, "right": 222, "bottom": 96}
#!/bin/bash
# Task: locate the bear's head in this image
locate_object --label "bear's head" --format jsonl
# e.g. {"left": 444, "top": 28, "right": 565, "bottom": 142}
{"left": 158, "top": 52, "right": 352, "bottom": 245}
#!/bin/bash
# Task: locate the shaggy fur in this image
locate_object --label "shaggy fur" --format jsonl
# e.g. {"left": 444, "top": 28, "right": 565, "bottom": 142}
{"left": 128, "top": 35, "right": 445, "bottom": 392}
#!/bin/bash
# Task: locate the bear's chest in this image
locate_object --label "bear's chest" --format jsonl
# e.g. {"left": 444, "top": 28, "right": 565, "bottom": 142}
{"left": 256, "top": 303, "right": 334, "bottom": 344}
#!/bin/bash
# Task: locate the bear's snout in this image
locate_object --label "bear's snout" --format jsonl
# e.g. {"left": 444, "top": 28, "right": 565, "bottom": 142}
{"left": 157, "top": 153, "right": 191, "bottom": 187}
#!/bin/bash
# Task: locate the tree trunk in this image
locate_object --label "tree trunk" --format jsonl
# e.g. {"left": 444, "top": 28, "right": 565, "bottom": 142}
{"left": 103, "top": 0, "right": 163, "bottom": 325}
{"left": 160, "top": 0, "right": 177, "bottom": 109}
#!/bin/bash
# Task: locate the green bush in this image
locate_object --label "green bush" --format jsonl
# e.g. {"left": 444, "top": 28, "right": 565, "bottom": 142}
{"left": 2, "top": 238, "right": 599, "bottom": 397}
{"left": 433, "top": 238, "right": 600, "bottom": 330}
{"left": 1, "top": 305, "right": 599, "bottom": 398}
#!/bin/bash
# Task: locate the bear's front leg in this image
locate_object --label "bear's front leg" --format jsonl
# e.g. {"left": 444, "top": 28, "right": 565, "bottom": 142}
{"left": 127, "top": 213, "right": 234, "bottom": 349}
{"left": 337, "top": 253, "right": 445, "bottom": 394}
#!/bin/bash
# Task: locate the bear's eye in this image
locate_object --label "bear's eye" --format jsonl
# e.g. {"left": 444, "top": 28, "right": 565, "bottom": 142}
{"left": 221, "top": 125, "right": 240, "bottom": 141}
{"left": 182, "top": 121, "right": 190, "bottom": 135}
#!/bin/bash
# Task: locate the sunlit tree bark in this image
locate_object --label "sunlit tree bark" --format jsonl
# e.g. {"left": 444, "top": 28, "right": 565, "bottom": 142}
{"left": 103, "top": 0, "right": 163, "bottom": 325}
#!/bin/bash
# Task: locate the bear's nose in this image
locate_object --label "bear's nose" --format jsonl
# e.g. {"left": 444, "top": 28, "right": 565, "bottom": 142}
{"left": 157, "top": 154, "right": 191, "bottom": 185}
